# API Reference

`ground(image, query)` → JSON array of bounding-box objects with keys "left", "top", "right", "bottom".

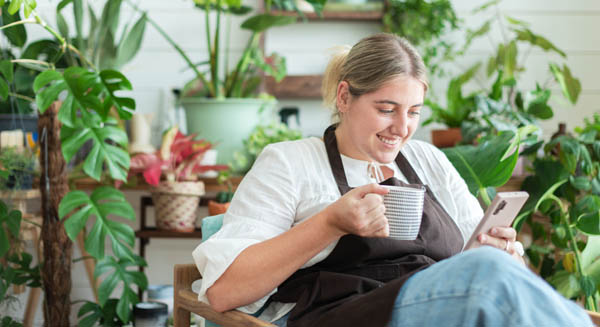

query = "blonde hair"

[{"left": 321, "top": 33, "right": 428, "bottom": 122}]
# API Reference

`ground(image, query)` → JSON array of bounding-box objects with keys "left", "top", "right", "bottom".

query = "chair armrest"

[
  {"left": 586, "top": 310, "right": 600, "bottom": 327},
  {"left": 174, "top": 264, "right": 202, "bottom": 292},
  {"left": 178, "top": 288, "right": 274, "bottom": 327},
  {"left": 173, "top": 263, "right": 275, "bottom": 327}
]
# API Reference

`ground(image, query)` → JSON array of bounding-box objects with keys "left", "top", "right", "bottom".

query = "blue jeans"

[{"left": 274, "top": 247, "right": 592, "bottom": 327}]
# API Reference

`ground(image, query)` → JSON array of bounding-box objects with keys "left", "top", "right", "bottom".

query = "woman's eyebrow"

[{"left": 374, "top": 100, "right": 423, "bottom": 108}]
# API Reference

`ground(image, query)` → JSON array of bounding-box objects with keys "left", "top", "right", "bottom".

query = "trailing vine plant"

[{"left": 0, "top": 0, "right": 147, "bottom": 325}]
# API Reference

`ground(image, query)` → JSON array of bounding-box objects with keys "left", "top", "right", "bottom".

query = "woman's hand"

[
  {"left": 324, "top": 183, "right": 390, "bottom": 238},
  {"left": 478, "top": 227, "right": 525, "bottom": 265}
]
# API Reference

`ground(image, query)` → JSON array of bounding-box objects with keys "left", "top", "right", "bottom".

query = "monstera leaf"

[
  {"left": 0, "top": 200, "right": 21, "bottom": 258},
  {"left": 94, "top": 256, "right": 147, "bottom": 323},
  {"left": 33, "top": 67, "right": 135, "bottom": 126},
  {"left": 61, "top": 113, "right": 129, "bottom": 181},
  {"left": 58, "top": 187, "right": 135, "bottom": 261}
]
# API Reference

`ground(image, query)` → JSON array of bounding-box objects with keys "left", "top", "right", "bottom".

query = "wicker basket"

[{"left": 151, "top": 181, "right": 205, "bottom": 232}]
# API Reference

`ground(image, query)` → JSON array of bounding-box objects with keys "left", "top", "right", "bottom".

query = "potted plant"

[
  {"left": 0, "top": 1, "right": 72, "bottom": 134},
  {"left": 422, "top": 63, "right": 480, "bottom": 148},
  {"left": 208, "top": 170, "right": 235, "bottom": 216},
  {"left": 231, "top": 121, "right": 302, "bottom": 173},
  {"left": 515, "top": 113, "right": 600, "bottom": 312},
  {"left": 126, "top": 0, "right": 324, "bottom": 164},
  {"left": 130, "top": 126, "right": 228, "bottom": 232},
  {"left": 0, "top": 146, "right": 36, "bottom": 190},
  {"left": 0, "top": 199, "right": 41, "bottom": 325},
  {"left": 450, "top": 1, "right": 579, "bottom": 143}
]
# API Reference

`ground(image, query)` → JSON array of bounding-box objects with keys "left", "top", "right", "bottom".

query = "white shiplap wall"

[{"left": 6, "top": 0, "right": 600, "bottom": 325}]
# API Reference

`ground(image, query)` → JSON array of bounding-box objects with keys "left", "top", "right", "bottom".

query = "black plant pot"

[{"left": 5, "top": 171, "right": 34, "bottom": 190}]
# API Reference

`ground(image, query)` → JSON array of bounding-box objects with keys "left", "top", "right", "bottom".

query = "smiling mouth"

[{"left": 377, "top": 134, "right": 399, "bottom": 145}]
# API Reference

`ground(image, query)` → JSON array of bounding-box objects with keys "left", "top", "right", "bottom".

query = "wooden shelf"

[
  {"left": 270, "top": 10, "right": 383, "bottom": 21},
  {"left": 71, "top": 176, "right": 242, "bottom": 193},
  {"left": 265, "top": 75, "right": 322, "bottom": 99}
]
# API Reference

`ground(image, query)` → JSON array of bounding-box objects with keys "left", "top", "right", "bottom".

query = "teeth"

[{"left": 378, "top": 135, "right": 399, "bottom": 145}]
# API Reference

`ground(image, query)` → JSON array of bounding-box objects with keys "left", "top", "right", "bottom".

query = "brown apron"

[{"left": 269, "top": 125, "right": 465, "bottom": 327}]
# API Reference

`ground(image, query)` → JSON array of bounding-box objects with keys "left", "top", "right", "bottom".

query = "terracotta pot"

[
  {"left": 431, "top": 128, "right": 462, "bottom": 148},
  {"left": 151, "top": 181, "right": 205, "bottom": 232},
  {"left": 208, "top": 200, "right": 230, "bottom": 216}
]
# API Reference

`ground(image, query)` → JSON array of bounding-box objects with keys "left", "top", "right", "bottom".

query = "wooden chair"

[
  {"left": 173, "top": 264, "right": 274, "bottom": 327},
  {"left": 173, "top": 263, "right": 600, "bottom": 327}
]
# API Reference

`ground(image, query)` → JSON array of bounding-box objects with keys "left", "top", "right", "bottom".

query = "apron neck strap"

[{"left": 323, "top": 124, "right": 424, "bottom": 195}]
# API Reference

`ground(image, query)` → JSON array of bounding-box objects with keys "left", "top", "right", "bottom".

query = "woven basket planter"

[{"left": 151, "top": 181, "right": 205, "bottom": 232}]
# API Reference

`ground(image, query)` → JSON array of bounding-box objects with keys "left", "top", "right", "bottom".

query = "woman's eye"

[
  {"left": 409, "top": 110, "right": 421, "bottom": 117},
  {"left": 378, "top": 109, "right": 394, "bottom": 114}
]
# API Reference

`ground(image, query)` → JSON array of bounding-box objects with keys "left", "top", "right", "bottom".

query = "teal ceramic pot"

[{"left": 181, "top": 98, "right": 276, "bottom": 164}]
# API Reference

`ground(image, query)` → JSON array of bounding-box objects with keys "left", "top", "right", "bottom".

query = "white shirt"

[{"left": 192, "top": 137, "right": 483, "bottom": 322}]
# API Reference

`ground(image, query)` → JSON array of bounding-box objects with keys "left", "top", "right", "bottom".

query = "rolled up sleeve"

[{"left": 192, "top": 144, "right": 298, "bottom": 313}]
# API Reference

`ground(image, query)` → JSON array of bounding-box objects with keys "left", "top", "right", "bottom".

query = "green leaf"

[
  {"left": 0, "top": 201, "right": 21, "bottom": 258},
  {"left": 73, "top": 0, "right": 84, "bottom": 49},
  {"left": 505, "top": 16, "right": 530, "bottom": 27},
  {"left": 87, "top": 3, "right": 98, "bottom": 49},
  {"left": 577, "top": 211, "right": 600, "bottom": 235},
  {"left": 58, "top": 187, "right": 135, "bottom": 260},
  {"left": 0, "top": 60, "right": 14, "bottom": 84},
  {"left": 570, "top": 176, "right": 591, "bottom": 191},
  {"left": 442, "top": 132, "right": 518, "bottom": 197},
  {"left": 96, "top": 29, "right": 117, "bottom": 71},
  {"left": 56, "top": 11, "right": 70, "bottom": 39},
  {"left": 94, "top": 256, "right": 146, "bottom": 322},
  {"left": 1, "top": 3, "right": 27, "bottom": 47},
  {"left": 57, "top": 0, "right": 73, "bottom": 11},
  {"left": 99, "top": 0, "right": 122, "bottom": 38},
  {"left": 472, "top": 0, "right": 500, "bottom": 13},
  {"left": 61, "top": 114, "right": 129, "bottom": 181},
  {"left": 77, "top": 301, "right": 103, "bottom": 327},
  {"left": 503, "top": 40, "right": 517, "bottom": 82},
  {"left": 513, "top": 28, "right": 566, "bottom": 57},
  {"left": 115, "top": 14, "right": 147, "bottom": 69},
  {"left": 98, "top": 70, "right": 135, "bottom": 120},
  {"left": 548, "top": 270, "right": 580, "bottom": 299},
  {"left": 580, "top": 275, "right": 596, "bottom": 297},
  {"left": 241, "top": 14, "right": 296, "bottom": 32},
  {"left": 526, "top": 87, "right": 553, "bottom": 119},
  {"left": 557, "top": 137, "right": 580, "bottom": 173},
  {"left": 581, "top": 236, "right": 600, "bottom": 270},
  {"left": 500, "top": 125, "right": 538, "bottom": 161},
  {"left": 0, "top": 80, "right": 7, "bottom": 101},
  {"left": 550, "top": 63, "right": 581, "bottom": 105},
  {"left": 33, "top": 70, "right": 66, "bottom": 113}
]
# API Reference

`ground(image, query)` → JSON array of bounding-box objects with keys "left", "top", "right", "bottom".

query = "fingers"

[
  {"left": 362, "top": 193, "right": 384, "bottom": 212},
  {"left": 489, "top": 227, "right": 517, "bottom": 242},
  {"left": 354, "top": 183, "right": 389, "bottom": 198},
  {"left": 478, "top": 233, "right": 508, "bottom": 251}
]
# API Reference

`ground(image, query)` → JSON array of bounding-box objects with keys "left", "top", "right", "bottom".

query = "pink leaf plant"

[{"left": 130, "top": 126, "right": 228, "bottom": 186}]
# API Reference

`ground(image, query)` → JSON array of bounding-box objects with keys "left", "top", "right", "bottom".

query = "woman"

[{"left": 193, "top": 33, "right": 592, "bottom": 326}]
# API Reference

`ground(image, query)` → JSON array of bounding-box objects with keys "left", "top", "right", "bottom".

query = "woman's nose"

[{"left": 391, "top": 114, "right": 409, "bottom": 137}]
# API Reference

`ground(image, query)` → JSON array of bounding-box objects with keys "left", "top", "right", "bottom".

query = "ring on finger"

[{"left": 504, "top": 240, "right": 510, "bottom": 252}]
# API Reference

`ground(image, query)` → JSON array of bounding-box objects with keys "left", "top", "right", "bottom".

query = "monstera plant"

[{"left": 0, "top": 0, "right": 147, "bottom": 325}]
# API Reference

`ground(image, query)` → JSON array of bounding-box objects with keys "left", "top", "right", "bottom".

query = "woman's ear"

[{"left": 336, "top": 81, "right": 350, "bottom": 113}]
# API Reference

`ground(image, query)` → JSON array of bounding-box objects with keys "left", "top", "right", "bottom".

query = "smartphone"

[{"left": 463, "top": 191, "right": 529, "bottom": 251}]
